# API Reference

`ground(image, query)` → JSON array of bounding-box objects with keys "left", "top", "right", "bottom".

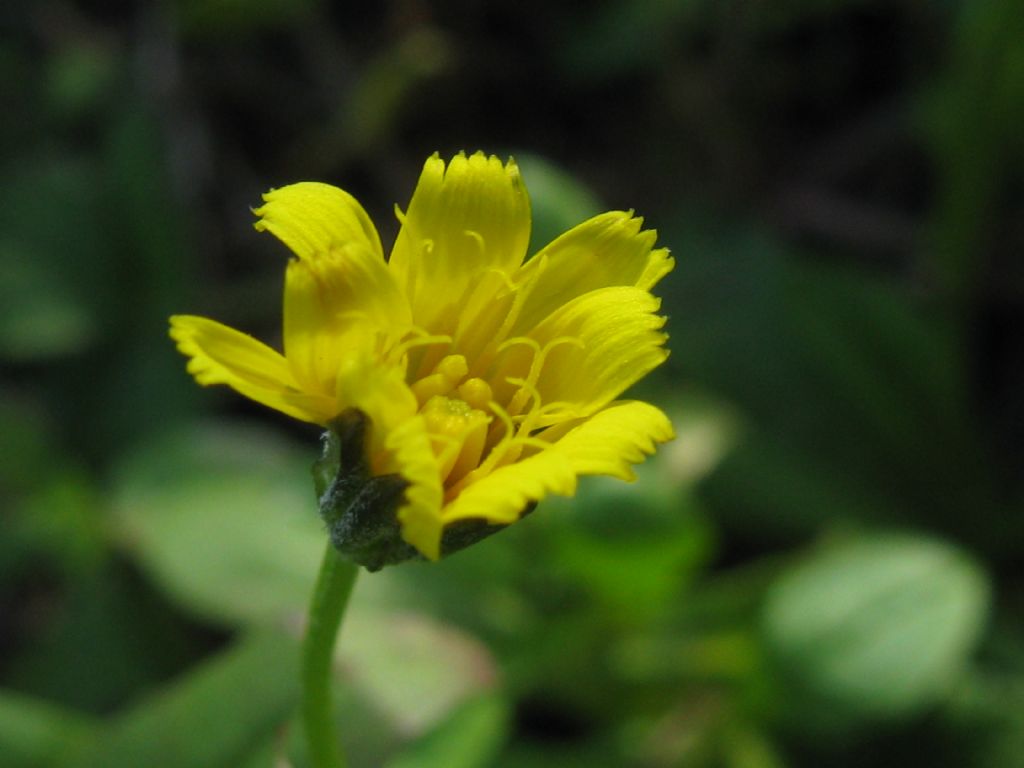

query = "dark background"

[{"left": 2, "top": 1, "right": 1023, "bottom": 766}]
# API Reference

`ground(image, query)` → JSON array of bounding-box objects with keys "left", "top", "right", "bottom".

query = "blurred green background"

[{"left": 2, "top": 0, "right": 1023, "bottom": 766}]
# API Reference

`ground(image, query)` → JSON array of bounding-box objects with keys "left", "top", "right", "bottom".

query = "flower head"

[{"left": 170, "top": 152, "right": 674, "bottom": 563}]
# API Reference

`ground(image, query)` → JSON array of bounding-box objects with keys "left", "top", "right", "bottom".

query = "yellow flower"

[{"left": 170, "top": 152, "right": 674, "bottom": 561}]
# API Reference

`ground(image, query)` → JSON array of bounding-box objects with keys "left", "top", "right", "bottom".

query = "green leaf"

[
  {"left": 718, "top": 721, "right": 786, "bottom": 768},
  {"left": 0, "top": 690, "right": 95, "bottom": 768},
  {"left": 543, "top": 464, "right": 713, "bottom": 621},
  {"left": 58, "top": 631, "right": 299, "bottom": 768},
  {"left": 386, "top": 694, "right": 509, "bottom": 768},
  {"left": 111, "top": 423, "right": 324, "bottom": 627},
  {"left": 762, "top": 533, "right": 991, "bottom": 724},
  {"left": 339, "top": 609, "right": 501, "bottom": 738}
]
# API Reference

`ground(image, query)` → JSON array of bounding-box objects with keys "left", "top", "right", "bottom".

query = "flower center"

[
  {"left": 421, "top": 395, "right": 491, "bottom": 485},
  {"left": 410, "top": 354, "right": 495, "bottom": 485}
]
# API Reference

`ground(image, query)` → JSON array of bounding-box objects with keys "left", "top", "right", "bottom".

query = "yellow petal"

[
  {"left": 168, "top": 315, "right": 335, "bottom": 423},
  {"left": 282, "top": 260, "right": 338, "bottom": 396},
  {"left": 440, "top": 400, "right": 672, "bottom": 526},
  {"left": 253, "top": 182, "right": 383, "bottom": 262},
  {"left": 441, "top": 443, "right": 577, "bottom": 525},
  {"left": 334, "top": 329, "right": 419, "bottom": 440},
  {"left": 511, "top": 211, "right": 673, "bottom": 333},
  {"left": 283, "top": 243, "right": 412, "bottom": 394},
  {"left": 389, "top": 152, "right": 531, "bottom": 330},
  {"left": 333, "top": 331, "right": 445, "bottom": 559},
  {"left": 509, "top": 286, "right": 669, "bottom": 418},
  {"left": 545, "top": 400, "right": 675, "bottom": 480},
  {"left": 389, "top": 415, "right": 446, "bottom": 560}
]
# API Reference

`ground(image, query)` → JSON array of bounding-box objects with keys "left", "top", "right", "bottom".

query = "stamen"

[
  {"left": 411, "top": 354, "right": 469, "bottom": 405},
  {"left": 504, "top": 376, "right": 542, "bottom": 429},
  {"left": 445, "top": 400, "right": 558, "bottom": 501},
  {"left": 436, "top": 354, "right": 469, "bottom": 382},
  {"left": 492, "top": 254, "right": 547, "bottom": 342},
  {"left": 497, "top": 335, "right": 541, "bottom": 356},
  {"left": 537, "top": 400, "right": 574, "bottom": 416},
  {"left": 457, "top": 378, "right": 492, "bottom": 410},
  {"left": 506, "top": 335, "right": 584, "bottom": 417},
  {"left": 392, "top": 331, "right": 452, "bottom": 383},
  {"left": 463, "top": 229, "right": 485, "bottom": 256},
  {"left": 333, "top": 309, "right": 373, "bottom": 326},
  {"left": 500, "top": 379, "right": 576, "bottom": 433},
  {"left": 532, "top": 400, "right": 580, "bottom": 430},
  {"left": 483, "top": 265, "right": 517, "bottom": 295},
  {"left": 392, "top": 330, "right": 452, "bottom": 361},
  {"left": 484, "top": 336, "right": 539, "bottom": 403},
  {"left": 510, "top": 435, "right": 553, "bottom": 452},
  {"left": 487, "top": 399, "right": 516, "bottom": 451},
  {"left": 453, "top": 267, "right": 518, "bottom": 374},
  {"left": 412, "top": 375, "right": 451, "bottom": 405}
]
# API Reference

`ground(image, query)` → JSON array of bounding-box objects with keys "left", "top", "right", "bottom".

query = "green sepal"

[
  {"left": 315, "top": 409, "right": 535, "bottom": 571},
  {"left": 439, "top": 504, "right": 535, "bottom": 557},
  {"left": 315, "top": 409, "right": 415, "bottom": 571}
]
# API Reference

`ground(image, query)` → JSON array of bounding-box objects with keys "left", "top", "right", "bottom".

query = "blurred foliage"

[
  {"left": 762, "top": 534, "right": 989, "bottom": 725},
  {"left": 2, "top": 0, "right": 1023, "bottom": 766}
]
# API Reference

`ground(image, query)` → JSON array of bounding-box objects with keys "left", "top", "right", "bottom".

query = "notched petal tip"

[
  {"left": 556, "top": 401, "right": 675, "bottom": 482},
  {"left": 168, "top": 316, "right": 217, "bottom": 381},
  {"left": 252, "top": 181, "right": 384, "bottom": 263},
  {"left": 512, "top": 209, "right": 672, "bottom": 333},
  {"left": 390, "top": 150, "right": 533, "bottom": 318},
  {"left": 440, "top": 150, "right": 521, "bottom": 183},
  {"left": 420, "top": 152, "right": 447, "bottom": 180},
  {"left": 169, "top": 318, "right": 209, "bottom": 382},
  {"left": 636, "top": 252, "right": 673, "bottom": 293},
  {"left": 168, "top": 313, "right": 188, "bottom": 336}
]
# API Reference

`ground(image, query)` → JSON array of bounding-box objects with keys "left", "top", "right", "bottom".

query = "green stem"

[{"left": 302, "top": 543, "right": 359, "bottom": 768}]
